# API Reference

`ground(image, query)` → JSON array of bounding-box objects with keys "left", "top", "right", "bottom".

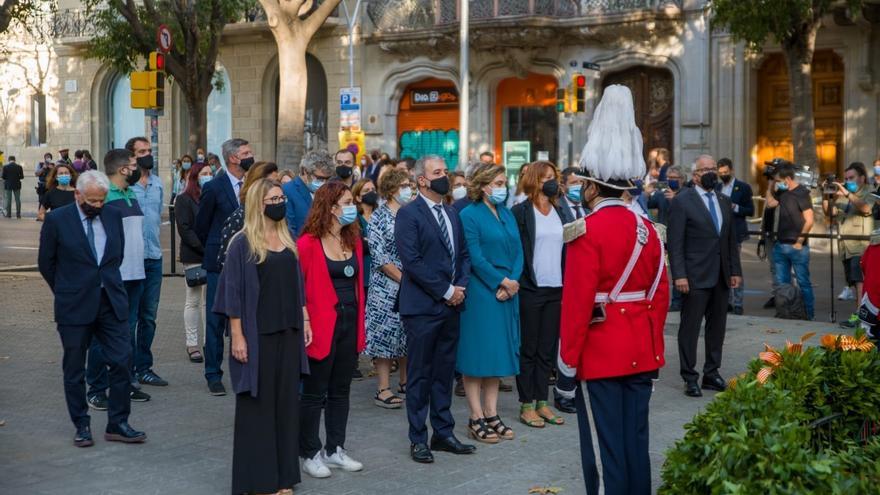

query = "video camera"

[
  {"left": 821, "top": 174, "right": 839, "bottom": 196},
  {"left": 763, "top": 158, "right": 793, "bottom": 179},
  {"left": 764, "top": 157, "right": 819, "bottom": 190}
]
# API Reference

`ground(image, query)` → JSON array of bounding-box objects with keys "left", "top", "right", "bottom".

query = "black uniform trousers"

[
  {"left": 300, "top": 303, "right": 358, "bottom": 459},
  {"left": 57, "top": 290, "right": 132, "bottom": 428},
  {"left": 577, "top": 372, "right": 654, "bottom": 495},
  {"left": 516, "top": 287, "right": 562, "bottom": 403},
  {"left": 233, "top": 328, "right": 301, "bottom": 494},
  {"left": 402, "top": 306, "right": 460, "bottom": 445},
  {"left": 678, "top": 271, "right": 729, "bottom": 382}
]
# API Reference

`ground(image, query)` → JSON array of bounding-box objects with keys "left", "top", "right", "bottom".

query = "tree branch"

[{"left": 304, "top": 0, "right": 341, "bottom": 38}]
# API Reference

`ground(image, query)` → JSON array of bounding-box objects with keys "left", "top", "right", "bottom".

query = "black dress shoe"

[
  {"left": 763, "top": 297, "right": 775, "bottom": 309},
  {"left": 684, "top": 381, "right": 702, "bottom": 397},
  {"left": 410, "top": 443, "right": 434, "bottom": 463},
  {"left": 74, "top": 425, "right": 94, "bottom": 447},
  {"left": 454, "top": 378, "right": 465, "bottom": 397},
  {"left": 733, "top": 306, "right": 744, "bottom": 316},
  {"left": 554, "top": 396, "right": 577, "bottom": 414},
  {"left": 105, "top": 422, "right": 147, "bottom": 443},
  {"left": 430, "top": 435, "right": 476, "bottom": 455},
  {"left": 702, "top": 375, "right": 727, "bottom": 392}
]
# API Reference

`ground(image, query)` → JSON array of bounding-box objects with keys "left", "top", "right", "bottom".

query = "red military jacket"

[
  {"left": 560, "top": 199, "right": 669, "bottom": 380},
  {"left": 860, "top": 240, "right": 880, "bottom": 312}
]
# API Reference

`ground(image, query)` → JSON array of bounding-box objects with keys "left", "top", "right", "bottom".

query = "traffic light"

[
  {"left": 131, "top": 51, "right": 165, "bottom": 109},
  {"left": 556, "top": 87, "right": 570, "bottom": 113},
  {"left": 572, "top": 73, "right": 586, "bottom": 112}
]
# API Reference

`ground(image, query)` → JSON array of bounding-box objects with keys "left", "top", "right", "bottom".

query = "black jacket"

[
  {"left": 717, "top": 178, "right": 754, "bottom": 243},
  {"left": 174, "top": 193, "right": 204, "bottom": 264},
  {"left": 511, "top": 199, "right": 575, "bottom": 292},
  {"left": 668, "top": 187, "right": 742, "bottom": 290},
  {"left": 2, "top": 162, "right": 24, "bottom": 190}
]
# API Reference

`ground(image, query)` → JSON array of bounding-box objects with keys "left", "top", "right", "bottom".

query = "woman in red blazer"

[{"left": 297, "top": 180, "right": 366, "bottom": 479}]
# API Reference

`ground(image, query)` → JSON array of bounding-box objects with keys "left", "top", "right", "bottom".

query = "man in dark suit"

[
  {"left": 282, "top": 151, "right": 334, "bottom": 237},
  {"left": 38, "top": 170, "right": 146, "bottom": 447},
  {"left": 395, "top": 154, "right": 475, "bottom": 464},
  {"left": 717, "top": 158, "right": 754, "bottom": 315},
  {"left": 195, "top": 137, "right": 253, "bottom": 396},
  {"left": 668, "top": 155, "right": 742, "bottom": 397},
  {"left": 2, "top": 156, "right": 24, "bottom": 218}
]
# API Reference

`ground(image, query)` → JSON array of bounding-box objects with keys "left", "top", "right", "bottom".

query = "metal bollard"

[{"left": 169, "top": 203, "right": 177, "bottom": 275}]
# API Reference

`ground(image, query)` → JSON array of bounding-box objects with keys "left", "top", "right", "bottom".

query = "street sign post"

[{"left": 340, "top": 87, "right": 361, "bottom": 130}]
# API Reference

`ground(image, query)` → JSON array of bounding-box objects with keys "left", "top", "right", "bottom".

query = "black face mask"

[
  {"left": 361, "top": 191, "right": 379, "bottom": 207},
  {"left": 428, "top": 175, "right": 450, "bottom": 195},
  {"left": 80, "top": 201, "right": 102, "bottom": 219},
  {"left": 336, "top": 165, "right": 353, "bottom": 179},
  {"left": 239, "top": 157, "right": 255, "bottom": 171},
  {"left": 136, "top": 155, "right": 154, "bottom": 170},
  {"left": 700, "top": 172, "right": 718, "bottom": 191},
  {"left": 541, "top": 179, "right": 559, "bottom": 198},
  {"left": 125, "top": 167, "right": 142, "bottom": 186},
  {"left": 719, "top": 174, "right": 732, "bottom": 184},
  {"left": 264, "top": 202, "right": 286, "bottom": 222}
]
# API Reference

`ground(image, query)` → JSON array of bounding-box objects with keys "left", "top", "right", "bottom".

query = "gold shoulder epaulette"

[{"left": 563, "top": 218, "right": 586, "bottom": 243}]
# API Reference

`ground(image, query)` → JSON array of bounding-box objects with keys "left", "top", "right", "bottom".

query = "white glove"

[{"left": 557, "top": 349, "right": 576, "bottom": 379}]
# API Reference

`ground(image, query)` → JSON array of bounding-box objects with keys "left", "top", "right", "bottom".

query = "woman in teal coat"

[{"left": 457, "top": 163, "right": 524, "bottom": 445}]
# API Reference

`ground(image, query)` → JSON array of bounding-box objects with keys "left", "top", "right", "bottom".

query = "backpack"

[{"left": 773, "top": 283, "right": 808, "bottom": 320}]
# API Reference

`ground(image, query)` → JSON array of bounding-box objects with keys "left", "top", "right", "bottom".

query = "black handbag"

[{"left": 184, "top": 265, "right": 207, "bottom": 287}]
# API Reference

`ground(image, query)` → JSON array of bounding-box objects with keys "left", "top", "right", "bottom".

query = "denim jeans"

[
  {"left": 772, "top": 243, "right": 814, "bottom": 319},
  {"left": 88, "top": 279, "right": 143, "bottom": 398},
  {"left": 135, "top": 258, "right": 163, "bottom": 373},
  {"left": 204, "top": 270, "right": 226, "bottom": 384}
]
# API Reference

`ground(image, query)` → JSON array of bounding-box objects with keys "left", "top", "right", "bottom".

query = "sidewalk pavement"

[{"left": 0, "top": 271, "right": 845, "bottom": 494}]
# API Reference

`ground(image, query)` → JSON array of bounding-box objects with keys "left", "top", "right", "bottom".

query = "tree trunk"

[
  {"left": 783, "top": 26, "right": 819, "bottom": 171},
  {"left": 184, "top": 90, "right": 209, "bottom": 157},
  {"left": 275, "top": 37, "right": 309, "bottom": 172}
]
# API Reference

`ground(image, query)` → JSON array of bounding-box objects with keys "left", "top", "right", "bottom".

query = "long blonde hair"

[{"left": 241, "top": 178, "right": 297, "bottom": 264}]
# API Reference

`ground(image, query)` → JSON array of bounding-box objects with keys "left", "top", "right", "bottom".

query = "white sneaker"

[
  {"left": 322, "top": 446, "right": 363, "bottom": 472},
  {"left": 302, "top": 453, "right": 331, "bottom": 478},
  {"left": 838, "top": 287, "right": 854, "bottom": 301}
]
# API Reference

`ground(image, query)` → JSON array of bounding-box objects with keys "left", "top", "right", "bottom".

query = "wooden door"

[{"left": 602, "top": 67, "right": 675, "bottom": 163}]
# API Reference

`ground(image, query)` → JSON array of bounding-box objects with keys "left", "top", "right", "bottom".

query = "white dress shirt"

[
  {"left": 419, "top": 193, "right": 456, "bottom": 300},
  {"left": 720, "top": 179, "right": 740, "bottom": 213},
  {"left": 697, "top": 187, "right": 724, "bottom": 231},
  {"left": 226, "top": 169, "right": 244, "bottom": 204},
  {"left": 77, "top": 203, "right": 107, "bottom": 265},
  {"left": 566, "top": 198, "right": 585, "bottom": 219}
]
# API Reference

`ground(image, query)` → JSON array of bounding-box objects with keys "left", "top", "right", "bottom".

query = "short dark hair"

[
  {"left": 104, "top": 148, "right": 134, "bottom": 176},
  {"left": 591, "top": 181, "right": 625, "bottom": 199},
  {"left": 561, "top": 167, "right": 582, "bottom": 182},
  {"left": 125, "top": 137, "right": 149, "bottom": 152},
  {"left": 717, "top": 158, "right": 733, "bottom": 169},
  {"left": 775, "top": 165, "right": 796, "bottom": 180},
  {"left": 8, "top": 155, "right": 15, "bottom": 162},
  {"left": 846, "top": 162, "right": 867, "bottom": 178},
  {"left": 480, "top": 151, "right": 494, "bottom": 159},
  {"left": 74, "top": 150, "right": 84, "bottom": 159},
  {"left": 334, "top": 149, "right": 355, "bottom": 161}
]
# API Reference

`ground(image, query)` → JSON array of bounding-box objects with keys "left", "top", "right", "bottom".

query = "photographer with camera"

[
  {"left": 765, "top": 164, "right": 815, "bottom": 320},
  {"left": 822, "top": 162, "right": 875, "bottom": 327}
]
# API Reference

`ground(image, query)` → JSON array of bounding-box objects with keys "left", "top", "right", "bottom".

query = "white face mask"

[
  {"left": 396, "top": 186, "right": 413, "bottom": 205},
  {"left": 452, "top": 185, "right": 467, "bottom": 200}
]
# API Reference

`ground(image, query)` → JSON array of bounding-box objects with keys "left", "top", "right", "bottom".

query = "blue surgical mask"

[
  {"left": 310, "top": 179, "right": 325, "bottom": 192},
  {"left": 337, "top": 204, "right": 358, "bottom": 226},
  {"left": 566, "top": 184, "right": 582, "bottom": 203},
  {"left": 57, "top": 175, "right": 71, "bottom": 186},
  {"left": 396, "top": 187, "right": 413, "bottom": 205},
  {"left": 488, "top": 187, "right": 507, "bottom": 205},
  {"left": 198, "top": 175, "right": 212, "bottom": 188},
  {"left": 874, "top": 166, "right": 880, "bottom": 176},
  {"left": 776, "top": 181, "right": 789, "bottom": 191},
  {"left": 668, "top": 179, "right": 680, "bottom": 191},
  {"left": 845, "top": 181, "right": 859, "bottom": 193},
  {"left": 182, "top": 161, "right": 192, "bottom": 170}
]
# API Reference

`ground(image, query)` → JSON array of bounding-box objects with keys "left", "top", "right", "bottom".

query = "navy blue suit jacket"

[
  {"left": 196, "top": 170, "right": 239, "bottom": 273},
  {"left": 282, "top": 176, "right": 312, "bottom": 237},
  {"left": 395, "top": 195, "right": 471, "bottom": 316},
  {"left": 719, "top": 179, "right": 754, "bottom": 243},
  {"left": 38, "top": 203, "right": 128, "bottom": 325}
]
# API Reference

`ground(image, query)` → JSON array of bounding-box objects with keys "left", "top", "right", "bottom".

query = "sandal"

[
  {"left": 536, "top": 400, "right": 565, "bottom": 425},
  {"left": 485, "top": 415, "right": 515, "bottom": 440},
  {"left": 187, "top": 347, "right": 204, "bottom": 363},
  {"left": 397, "top": 382, "right": 407, "bottom": 396},
  {"left": 374, "top": 388, "right": 403, "bottom": 409},
  {"left": 467, "top": 417, "right": 500, "bottom": 444},
  {"left": 519, "top": 403, "right": 545, "bottom": 428}
]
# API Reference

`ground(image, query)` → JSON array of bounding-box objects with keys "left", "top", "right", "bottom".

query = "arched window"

[
  {"left": 110, "top": 74, "right": 146, "bottom": 149},
  {"left": 207, "top": 66, "right": 232, "bottom": 156}
]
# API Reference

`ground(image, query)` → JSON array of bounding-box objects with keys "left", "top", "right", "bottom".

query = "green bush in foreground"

[{"left": 660, "top": 332, "right": 880, "bottom": 494}]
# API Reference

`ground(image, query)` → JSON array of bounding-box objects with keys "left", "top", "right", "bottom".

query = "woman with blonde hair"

[
  {"left": 216, "top": 161, "right": 279, "bottom": 269},
  {"left": 214, "top": 178, "right": 312, "bottom": 495}
]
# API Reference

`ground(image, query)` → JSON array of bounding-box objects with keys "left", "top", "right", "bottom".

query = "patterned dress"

[{"left": 365, "top": 203, "right": 407, "bottom": 358}]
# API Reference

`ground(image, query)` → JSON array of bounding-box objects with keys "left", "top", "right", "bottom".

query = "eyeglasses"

[
  {"left": 696, "top": 167, "right": 717, "bottom": 174},
  {"left": 263, "top": 195, "right": 287, "bottom": 205}
]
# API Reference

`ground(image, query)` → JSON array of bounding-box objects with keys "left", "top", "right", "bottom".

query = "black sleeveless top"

[
  {"left": 325, "top": 253, "right": 358, "bottom": 305},
  {"left": 256, "top": 249, "right": 302, "bottom": 334}
]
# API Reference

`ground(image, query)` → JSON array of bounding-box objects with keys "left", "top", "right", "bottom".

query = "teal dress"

[{"left": 456, "top": 201, "right": 524, "bottom": 377}]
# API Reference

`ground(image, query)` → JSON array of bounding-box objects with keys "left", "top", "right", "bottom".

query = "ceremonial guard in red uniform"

[
  {"left": 858, "top": 231, "right": 880, "bottom": 340},
  {"left": 556, "top": 85, "right": 669, "bottom": 495}
]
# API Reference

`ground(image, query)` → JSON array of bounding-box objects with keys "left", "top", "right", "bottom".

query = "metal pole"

[
  {"left": 342, "top": 0, "right": 363, "bottom": 91},
  {"left": 458, "top": 0, "right": 469, "bottom": 170},
  {"left": 169, "top": 204, "right": 177, "bottom": 275}
]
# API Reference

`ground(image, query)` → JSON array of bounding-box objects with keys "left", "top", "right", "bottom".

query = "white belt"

[{"left": 595, "top": 291, "right": 647, "bottom": 303}]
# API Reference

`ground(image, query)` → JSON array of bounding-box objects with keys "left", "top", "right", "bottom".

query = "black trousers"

[
  {"left": 300, "top": 303, "right": 358, "bottom": 459},
  {"left": 678, "top": 273, "right": 729, "bottom": 382},
  {"left": 402, "top": 306, "right": 460, "bottom": 445},
  {"left": 580, "top": 373, "right": 654, "bottom": 495},
  {"left": 517, "top": 287, "right": 562, "bottom": 403},
  {"left": 233, "top": 329, "right": 301, "bottom": 494},
  {"left": 57, "top": 290, "right": 131, "bottom": 428}
]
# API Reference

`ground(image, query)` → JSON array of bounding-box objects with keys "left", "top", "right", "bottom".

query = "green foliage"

[{"left": 660, "top": 340, "right": 880, "bottom": 494}]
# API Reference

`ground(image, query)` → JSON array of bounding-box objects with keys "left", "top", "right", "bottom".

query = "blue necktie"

[
  {"left": 87, "top": 218, "right": 98, "bottom": 262},
  {"left": 705, "top": 192, "right": 720, "bottom": 234}
]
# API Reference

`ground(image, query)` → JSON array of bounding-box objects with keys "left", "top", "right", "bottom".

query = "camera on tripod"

[{"left": 821, "top": 174, "right": 839, "bottom": 196}]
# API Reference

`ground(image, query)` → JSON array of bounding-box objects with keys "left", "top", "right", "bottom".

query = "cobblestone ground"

[{"left": 0, "top": 266, "right": 841, "bottom": 495}]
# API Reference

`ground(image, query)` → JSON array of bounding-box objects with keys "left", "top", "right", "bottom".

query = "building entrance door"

[{"left": 602, "top": 67, "right": 674, "bottom": 164}]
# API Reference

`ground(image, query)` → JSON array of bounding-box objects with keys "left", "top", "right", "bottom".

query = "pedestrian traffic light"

[
  {"left": 556, "top": 87, "right": 570, "bottom": 113},
  {"left": 572, "top": 73, "right": 586, "bottom": 112},
  {"left": 131, "top": 51, "right": 165, "bottom": 109}
]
